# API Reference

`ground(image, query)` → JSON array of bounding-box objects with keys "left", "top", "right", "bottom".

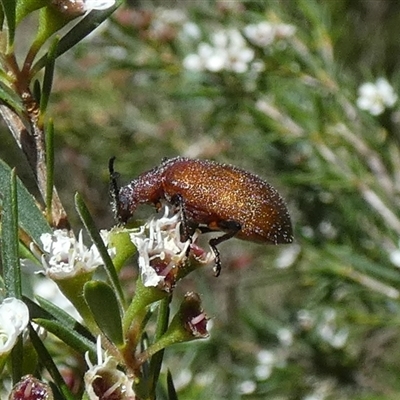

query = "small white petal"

[
  {"left": 257, "top": 349, "right": 275, "bottom": 365},
  {"left": 390, "top": 249, "right": 400, "bottom": 267},
  {"left": 205, "top": 53, "right": 227, "bottom": 72},
  {"left": 255, "top": 364, "right": 273, "bottom": 380},
  {"left": 0, "top": 298, "right": 29, "bottom": 335},
  {"left": 181, "top": 22, "right": 201, "bottom": 40},
  {"left": 238, "top": 380, "right": 256, "bottom": 394},
  {"left": 357, "top": 78, "right": 397, "bottom": 115},
  {"left": 183, "top": 54, "right": 203, "bottom": 71},
  {"left": 84, "top": 0, "right": 115, "bottom": 10},
  {"left": 0, "top": 314, "right": 18, "bottom": 354}
]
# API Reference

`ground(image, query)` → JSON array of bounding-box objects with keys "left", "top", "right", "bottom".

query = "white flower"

[
  {"left": 357, "top": 78, "right": 398, "bottom": 116},
  {"left": 277, "top": 327, "right": 293, "bottom": 347},
  {"left": 0, "top": 298, "right": 29, "bottom": 355},
  {"left": 130, "top": 207, "right": 189, "bottom": 289},
  {"left": 297, "top": 309, "right": 315, "bottom": 330},
  {"left": 257, "top": 349, "right": 275, "bottom": 365},
  {"left": 50, "top": 0, "right": 114, "bottom": 20},
  {"left": 275, "top": 244, "right": 300, "bottom": 268},
  {"left": 183, "top": 28, "right": 254, "bottom": 73},
  {"left": 244, "top": 21, "right": 296, "bottom": 47},
  {"left": 390, "top": 247, "right": 400, "bottom": 268},
  {"left": 0, "top": 314, "right": 18, "bottom": 355},
  {"left": 130, "top": 206, "right": 214, "bottom": 291},
  {"left": 274, "top": 23, "right": 297, "bottom": 39},
  {"left": 244, "top": 22, "right": 275, "bottom": 47},
  {"left": 255, "top": 364, "right": 273, "bottom": 380},
  {"left": 180, "top": 22, "right": 201, "bottom": 41},
  {"left": 389, "top": 240, "right": 400, "bottom": 268},
  {"left": 31, "top": 230, "right": 107, "bottom": 280},
  {"left": 85, "top": 337, "right": 136, "bottom": 400},
  {"left": 83, "top": 0, "right": 115, "bottom": 11},
  {"left": 238, "top": 380, "right": 256, "bottom": 395},
  {"left": 154, "top": 8, "right": 186, "bottom": 25},
  {"left": 255, "top": 349, "right": 276, "bottom": 380},
  {"left": 317, "top": 308, "right": 349, "bottom": 349}
]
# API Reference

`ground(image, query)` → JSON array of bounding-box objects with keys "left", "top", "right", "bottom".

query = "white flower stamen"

[
  {"left": 23, "top": 229, "right": 114, "bottom": 280},
  {"left": 84, "top": 336, "right": 135, "bottom": 400}
]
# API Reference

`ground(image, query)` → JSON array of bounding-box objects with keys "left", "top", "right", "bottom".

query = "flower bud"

[{"left": 8, "top": 375, "right": 53, "bottom": 400}]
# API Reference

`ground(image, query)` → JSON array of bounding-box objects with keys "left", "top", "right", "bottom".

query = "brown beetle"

[{"left": 109, "top": 157, "right": 293, "bottom": 276}]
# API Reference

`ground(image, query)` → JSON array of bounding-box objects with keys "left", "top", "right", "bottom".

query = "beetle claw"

[{"left": 212, "top": 246, "right": 222, "bottom": 277}]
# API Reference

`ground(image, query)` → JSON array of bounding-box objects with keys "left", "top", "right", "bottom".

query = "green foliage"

[{"left": 2, "top": 0, "right": 400, "bottom": 399}]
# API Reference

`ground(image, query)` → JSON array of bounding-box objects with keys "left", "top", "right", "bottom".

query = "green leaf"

[
  {"left": 149, "top": 296, "right": 171, "bottom": 396},
  {"left": 45, "top": 118, "right": 54, "bottom": 218},
  {"left": 34, "top": 295, "right": 94, "bottom": 340},
  {"left": 0, "top": 159, "right": 51, "bottom": 246},
  {"left": 75, "top": 192, "right": 125, "bottom": 309},
  {"left": 1, "top": 168, "right": 21, "bottom": 298},
  {"left": 25, "top": 295, "right": 97, "bottom": 359},
  {"left": 34, "top": 318, "right": 97, "bottom": 358},
  {"left": 40, "top": 36, "right": 59, "bottom": 114},
  {"left": 167, "top": 370, "right": 178, "bottom": 400},
  {"left": 10, "top": 336, "right": 23, "bottom": 384},
  {"left": 31, "top": 2, "right": 122, "bottom": 76},
  {"left": 29, "top": 324, "right": 75, "bottom": 400},
  {"left": 84, "top": 280, "right": 124, "bottom": 346},
  {"left": 0, "top": 0, "right": 16, "bottom": 47},
  {"left": 15, "top": 0, "right": 50, "bottom": 25},
  {"left": 0, "top": 80, "right": 25, "bottom": 115}
]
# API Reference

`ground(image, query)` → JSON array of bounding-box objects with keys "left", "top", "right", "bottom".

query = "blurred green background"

[{"left": 3, "top": 0, "right": 400, "bottom": 398}]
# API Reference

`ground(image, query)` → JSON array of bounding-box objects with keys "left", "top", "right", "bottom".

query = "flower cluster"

[
  {"left": 298, "top": 308, "right": 349, "bottom": 349},
  {"left": 30, "top": 229, "right": 112, "bottom": 280},
  {"left": 183, "top": 28, "right": 255, "bottom": 73},
  {"left": 0, "top": 298, "right": 29, "bottom": 355},
  {"left": 356, "top": 77, "right": 398, "bottom": 116},
  {"left": 130, "top": 205, "right": 214, "bottom": 292},
  {"left": 244, "top": 21, "right": 296, "bottom": 47},
  {"left": 182, "top": 19, "right": 296, "bottom": 74},
  {"left": 51, "top": 0, "right": 115, "bottom": 18}
]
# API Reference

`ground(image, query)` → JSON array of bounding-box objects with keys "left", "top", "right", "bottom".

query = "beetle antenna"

[{"left": 109, "top": 156, "right": 121, "bottom": 222}]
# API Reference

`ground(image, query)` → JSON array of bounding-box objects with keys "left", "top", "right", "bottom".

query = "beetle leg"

[
  {"left": 172, "top": 194, "right": 193, "bottom": 242},
  {"left": 209, "top": 220, "right": 241, "bottom": 277}
]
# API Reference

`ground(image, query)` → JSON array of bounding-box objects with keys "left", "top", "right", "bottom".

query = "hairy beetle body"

[{"left": 110, "top": 157, "right": 293, "bottom": 275}]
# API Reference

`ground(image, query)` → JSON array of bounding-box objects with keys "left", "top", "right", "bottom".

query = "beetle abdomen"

[{"left": 161, "top": 158, "right": 293, "bottom": 244}]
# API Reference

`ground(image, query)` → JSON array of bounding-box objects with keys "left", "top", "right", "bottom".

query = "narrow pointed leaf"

[
  {"left": 29, "top": 324, "right": 75, "bottom": 400},
  {"left": 31, "top": 2, "right": 122, "bottom": 75},
  {"left": 0, "top": 159, "right": 51, "bottom": 245},
  {"left": 149, "top": 296, "right": 171, "bottom": 396},
  {"left": 45, "top": 118, "right": 55, "bottom": 219},
  {"left": 75, "top": 192, "right": 125, "bottom": 308},
  {"left": 40, "top": 37, "right": 59, "bottom": 114},
  {"left": 84, "top": 280, "right": 124, "bottom": 346},
  {"left": 0, "top": 0, "right": 16, "bottom": 47},
  {"left": 167, "top": 370, "right": 178, "bottom": 400},
  {"left": 34, "top": 295, "right": 94, "bottom": 340},
  {"left": 34, "top": 318, "right": 97, "bottom": 357},
  {"left": 1, "top": 168, "right": 21, "bottom": 298},
  {"left": 0, "top": 80, "right": 24, "bottom": 114}
]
